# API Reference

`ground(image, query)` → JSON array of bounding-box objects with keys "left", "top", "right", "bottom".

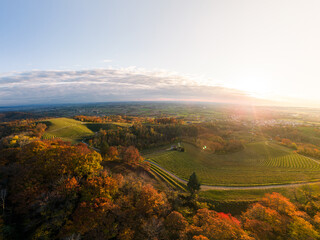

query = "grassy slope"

[
  {"left": 42, "top": 118, "right": 94, "bottom": 143},
  {"left": 145, "top": 142, "right": 320, "bottom": 186},
  {"left": 42, "top": 118, "right": 132, "bottom": 143}
]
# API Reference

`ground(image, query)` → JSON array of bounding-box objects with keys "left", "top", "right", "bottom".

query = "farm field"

[
  {"left": 42, "top": 118, "right": 94, "bottom": 143},
  {"left": 145, "top": 142, "right": 320, "bottom": 186}
]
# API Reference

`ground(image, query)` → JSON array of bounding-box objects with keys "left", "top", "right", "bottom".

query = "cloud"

[{"left": 0, "top": 68, "right": 270, "bottom": 106}]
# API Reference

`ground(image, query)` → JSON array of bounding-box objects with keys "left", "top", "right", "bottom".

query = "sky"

[{"left": 1, "top": 0, "right": 320, "bottom": 107}]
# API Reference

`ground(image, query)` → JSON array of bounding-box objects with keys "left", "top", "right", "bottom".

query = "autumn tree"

[
  {"left": 32, "top": 123, "right": 47, "bottom": 137},
  {"left": 121, "top": 146, "right": 144, "bottom": 166},
  {"left": 62, "top": 171, "right": 119, "bottom": 238},
  {"left": 165, "top": 211, "right": 188, "bottom": 239},
  {"left": 242, "top": 192, "right": 319, "bottom": 240},
  {"left": 136, "top": 184, "right": 167, "bottom": 216},
  {"left": 193, "top": 235, "right": 209, "bottom": 240},
  {"left": 190, "top": 208, "right": 253, "bottom": 240},
  {"left": 9, "top": 140, "right": 103, "bottom": 213},
  {"left": 107, "top": 146, "right": 119, "bottom": 161}
]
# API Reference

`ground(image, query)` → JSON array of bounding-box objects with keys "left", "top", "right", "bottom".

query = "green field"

[
  {"left": 145, "top": 142, "right": 320, "bottom": 186},
  {"left": 42, "top": 118, "right": 94, "bottom": 143}
]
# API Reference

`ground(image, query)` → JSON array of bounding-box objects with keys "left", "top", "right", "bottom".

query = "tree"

[
  {"left": 165, "top": 211, "right": 188, "bottom": 239},
  {"left": 100, "top": 141, "right": 109, "bottom": 158},
  {"left": 191, "top": 208, "right": 253, "bottom": 240},
  {"left": 242, "top": 192, "right": 319, "bottom": 240},
  {"left": 122, "top": 146, "right": 143, "bottom": 166},
  {"left": 187, "top": 172, "right": 201, "bottom": 196},
  {"left": 107, "top": 146, "right": 119, "bottom": 161},
  {"left": 136, "top": 184, "right": 167, "bottom": 216},
  {"left": 32, "top": 123, "right": 47, "bottom": 137},
  {"left": 193, "top": 235, "right": 209, "bottom": 240}
]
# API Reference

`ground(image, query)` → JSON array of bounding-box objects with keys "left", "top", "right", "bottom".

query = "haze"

[{"left": 1, "top": 0, "right": 320, "bottom": 107}]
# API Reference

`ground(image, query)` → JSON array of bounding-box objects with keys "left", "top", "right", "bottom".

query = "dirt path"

[{"left": 145, "top": 160, "right": 320, "bottom": 191}]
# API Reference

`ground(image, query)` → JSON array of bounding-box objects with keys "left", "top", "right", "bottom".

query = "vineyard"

[
  {"left": 149, "top": 163, "right": 187, "bottom": 192},
  {"left": 42, "top": 132, "right": 59, "bottom": 140},
  {"left": 265, "top": 154, "right": 320, "bottom": 169},
  {"left": 145, "top": 142, "right": 320, "bottom": 186}
]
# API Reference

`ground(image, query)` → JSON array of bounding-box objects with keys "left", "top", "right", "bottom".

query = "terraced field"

[
  {"left": 145, "top": 142, "right": 320, "bottom": 186},
  {"left": 42, "top": 118, "right": 94, "bottom": 143}
]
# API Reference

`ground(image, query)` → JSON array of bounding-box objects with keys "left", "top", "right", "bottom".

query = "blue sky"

[
  {"left": 1, "top": 0, "right": 320, "bottom": 106},
  {"left": 1, "top": 0, "right": 200, "bottom": 72}
]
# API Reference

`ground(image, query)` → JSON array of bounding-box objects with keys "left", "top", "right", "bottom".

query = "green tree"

[
  {"left": 187, "top": 172, "right": 201, "bottom": 196},
  {"left": 100, "top": 141, "right": 109, "bottom": 158}
]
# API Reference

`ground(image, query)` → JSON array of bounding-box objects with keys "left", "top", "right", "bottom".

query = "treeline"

[
  {"left": 195, "top": 133, "right": 244, "bottom": 153},
  {"left": 278, "top": 137, "right": 320, "bottom": 159},
  {"left": 261, "top": 125, "right": 320, "bottom": 159},
  {"left": 263, "top": 125, "right": 320, "bottom": 146},
  {"left": 90, "top": 123, "right": 198, "bottom": 150},
  {"left": 0, "top": 112, "right": 38, "bottom": 122},
  {"left": 0, "top": 119, "right": 36, "bottom": 139},
  {"left": 74, "top": 115, "right": 144, "bottom": 123},
  {"left": 154, "top": 117, "right": 183, "bottom": 124},
  {"left": 74, "top": 115, "right": 183, "bottom": 125},
  {"left": 0, "top": 120, "right": 47, "bottom": 146},
  {"left": 191, "top": 122, "right": 246, "bottom": 153},
  {"left": 1, "top": 139, "right": 320, "bottom": 239},
  {"left": 91, "top": 120, "right": 246, "bottom": 153}
]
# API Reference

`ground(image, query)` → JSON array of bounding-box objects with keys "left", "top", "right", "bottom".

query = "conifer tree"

[{"left": 187, "top": 172, "right": 201, "bottom": 196}]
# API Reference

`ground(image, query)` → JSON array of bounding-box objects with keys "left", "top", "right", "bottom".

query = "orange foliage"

[
  {"left": 121, "top": 146, "right": 144, "bottom": 166},
  {"left": 193, "top": 235, "right": 209, "bottom": 240},
  {"left": 81, "top": 171, "right": 119, "bottom": 207},
  {"left": 242, "top": 203, "right": 285, "bottom": 239},
  {"left": 260, "top": 192, "right": 296, "bottom": 216},
  {"left": 242, "top": 192, "right": 319, "bottom": 240},
  {"left": 107, "top": 146, "right": 119, "bottom": 161},
  {"left": 136, "top": 184, "right": 167, "bottom": 216},
  {"left": 191, "top": 208, "right": 253, "bottom": 240},
  {"left": 165, "top": 211, "right": 188, "bottom": 239},
  {"left": 9, "top": 140, "right": 103, "bottom": 213}
]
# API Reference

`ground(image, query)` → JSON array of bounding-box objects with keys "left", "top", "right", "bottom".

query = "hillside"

[
  {"left": 145, "top": 141, "right": 320, "bottom": 186},
  {"left": 42, "top": 118, "right": 94, "bottom": 143}
]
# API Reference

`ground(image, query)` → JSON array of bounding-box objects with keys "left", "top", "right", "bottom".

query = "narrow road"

[
  {"left": 82, "top": 140, "right": 101, "bottom": 152},
  {"left": 145, "top": 160, "right": 320, "bottom": 190}
]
